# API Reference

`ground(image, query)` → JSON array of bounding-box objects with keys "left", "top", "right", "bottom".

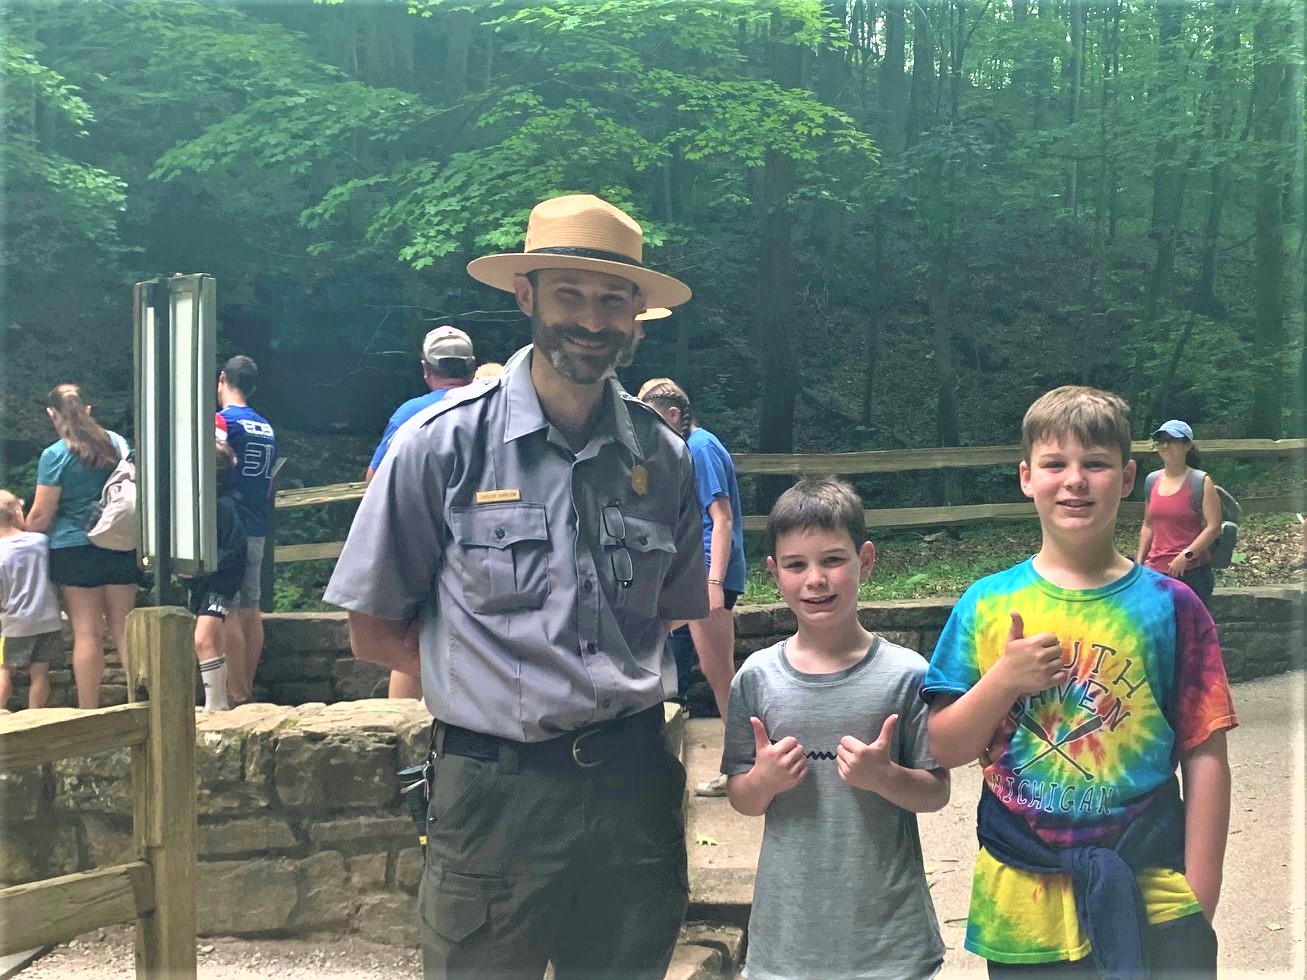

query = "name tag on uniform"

[{"left": 475, "top": 488, "right": 522, "bottom": 504}]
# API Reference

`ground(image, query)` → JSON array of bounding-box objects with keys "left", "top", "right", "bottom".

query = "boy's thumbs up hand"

[
  {"left": 999, "top": 610, "right": 1068, "bottom": 697},
  {"left": 1008, "top": 610, "right": 1026, "bottom": 641},
  {"left": 748, "top": 716, "right": 807, "bottom": 795},
  {"left": 837, "top": 714, "right": 899, "bottom": 792}
]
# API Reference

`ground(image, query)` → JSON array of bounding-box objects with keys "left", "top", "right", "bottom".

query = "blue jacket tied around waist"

[{"left": 976, "top": 776, "right": 1186, "bottom": 980}]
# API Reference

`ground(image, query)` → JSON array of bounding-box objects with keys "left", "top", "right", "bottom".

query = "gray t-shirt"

[
  {"left": 722, "top": 637, "right": 945, "bottom": 980},
  {"left": 0, "top": 532, "right": 62, "bottom": 637}
]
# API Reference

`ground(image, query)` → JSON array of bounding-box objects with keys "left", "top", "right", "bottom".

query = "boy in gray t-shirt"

[{"left": 722, "top": 479, "right": 948, "bottom": 980}]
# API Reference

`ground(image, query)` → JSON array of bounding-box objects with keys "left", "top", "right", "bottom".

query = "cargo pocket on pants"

[{"left": 425, "top": 871, "right": 498, "bottom": 944}]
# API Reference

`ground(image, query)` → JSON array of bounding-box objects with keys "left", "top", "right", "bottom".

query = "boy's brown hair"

[
  {"left": 638, "top": 378, "right": 694, "bottom": 437},
  {"left": 0, "top": 490, "right": 23, "bottom": 528},
  {"left": 1021, "top": 385, "right": 1133, "bottom": 465},
  {"left": 767, "top": 478, "right": 867, "bottom": 556}
]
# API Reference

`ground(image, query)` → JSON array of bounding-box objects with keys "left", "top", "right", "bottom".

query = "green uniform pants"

[{"left": 419, "top": 727, "right": 689, "bottom": 980}]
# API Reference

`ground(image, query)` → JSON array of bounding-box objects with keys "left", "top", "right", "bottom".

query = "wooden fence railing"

[
  {"left": 0, "top": 608, "right": 197, "bottom": 978},
  {"left": 270, "top": 438, "right": 1307, "bottom": 564}
]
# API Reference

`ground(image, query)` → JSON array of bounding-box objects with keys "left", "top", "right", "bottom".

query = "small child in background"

[
  {"left": 0, "top": 490, "right": 65, "bottom": 710},
  {"left": 187, "top": 441, "right": 248, "bottom": 711},
  {"left": 722, "top": 478, "right": 949, "bottom": 980}
]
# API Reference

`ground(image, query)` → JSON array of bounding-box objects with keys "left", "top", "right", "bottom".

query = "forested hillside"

[{"left": 2, "top": 0, "right": 1304, "bottom": 511}]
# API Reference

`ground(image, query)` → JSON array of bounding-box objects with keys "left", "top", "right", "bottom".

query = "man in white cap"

[
  {"left": 364, "top": 325, "right": 477, "bottom": 485},
  {"left": 365, "top": 325, "right": 476, "bottom": 699},
  {"left": 325, "top": 195, "right": 707, "bottom": 980}
]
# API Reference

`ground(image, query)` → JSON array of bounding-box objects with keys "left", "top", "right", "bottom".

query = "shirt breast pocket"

[
  {"left": 449, "top": 503, "right": 551, "bottom": 614},
  {"left": 615, "top": 515, "right": 676, "bottom": 619}
]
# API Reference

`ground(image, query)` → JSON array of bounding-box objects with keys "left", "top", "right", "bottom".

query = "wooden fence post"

[{"left": 126, "top": 607, "right": 197, "bottom": 979}]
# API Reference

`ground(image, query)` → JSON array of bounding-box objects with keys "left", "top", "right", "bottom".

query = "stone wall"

[
  {"left": 254, "top": 585, "right": 1303, "bottom": 705},
  {"left": 1, "top": 700, "right": 687, "bottom": 945},
  {"left": 0, "top": 700, "right": 436, "bottom": 944},
  {"left": 8, "top": 586, "right": 1299, "bottom": 711},
  {"left": 1, "top": 587, "right": 1300, "bottom": 944}
]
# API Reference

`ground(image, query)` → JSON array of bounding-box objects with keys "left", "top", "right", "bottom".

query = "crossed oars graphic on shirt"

[{"left": 1011, "top": 713, "right": 1104, "bottom": 780}]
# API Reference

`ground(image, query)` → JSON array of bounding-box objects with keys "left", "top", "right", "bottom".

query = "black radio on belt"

[{"left": 398, "top": 757, "right": 433, "bottom": 850}]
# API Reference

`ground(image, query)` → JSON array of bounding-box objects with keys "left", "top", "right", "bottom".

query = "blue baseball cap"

[{"left": 1152, "top": 419, "right": 1194, "bottom": 441}]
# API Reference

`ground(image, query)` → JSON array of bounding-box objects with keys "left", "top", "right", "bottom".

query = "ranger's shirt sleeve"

[
  {"left": 657, "top": 450, "right": 710, "bottom": 622},
  {"left": 323, "top": 428, "right": 447, "bottom": 621}
]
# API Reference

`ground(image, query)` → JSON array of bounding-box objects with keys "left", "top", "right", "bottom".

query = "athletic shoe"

[{"left": 694, "top": 773, "right": 729, "bottom": 797}]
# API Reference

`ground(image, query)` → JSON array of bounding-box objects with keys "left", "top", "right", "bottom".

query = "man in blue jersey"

[
  {"left": 217, "top": 356, "right": 277, "bottom": 704},
  {"left": 364, "top": 326, "right": 476, "bottom": 485}
]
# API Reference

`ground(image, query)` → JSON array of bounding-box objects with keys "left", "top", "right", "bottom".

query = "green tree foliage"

[
  {"left": 1, "top": 42, "right": 126, "bottom": 263},
  {"left": 3, "top": 0, "right": 1304, "bottom": 482}
]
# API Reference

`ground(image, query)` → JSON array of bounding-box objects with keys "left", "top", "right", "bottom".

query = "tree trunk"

[
  {"left": 924, "top": 148, "right": 960, "bottom": 505},
  {"left": 1108, "top": 0, "right": 1122, "bottom": 239},
  {"left": 1249, "top": 0, "right": 1291, "bottom": 437},
  {"left": 1011, "top": 0, "right": 1030, "bottom": 100},
  {"left": 444, "top": 7, "right": 474, "bottom": 101},
  {"left": 861, "top": 215, "right": 886, "bottom": 426},
  {"left": 906, "top": 1, "right": 932, "bottom": 147},
  {"left": 881, "top": 0, "right": 907, "bottom": 130},
  {"left": 1144, "top": 0, "right": 1186, "bottom": 323},
  {"left": 929, "top": 228, "right": 959, "bottom": 506},
  {"left": 754, "top": 24, "right": 804, "bottom": 510},
  {"left": 1144, "top": 316, "right": 1198, "bottom": 432},
  {"left": 1032, "top": 0, "right": 1054, "bottom": 128},
  {"left": 1192, "top": 0, "right": 1239, "bottom": 315},
  {"left": 1064, "top": 0, "right": 1086, "bottom": 212},
  {"left": 816, "top": 0, "right": 849, "bottom": 106},
  {"left": 949, "top": 0, "right": 964, "bottom": 120},
  {"left": 674, "top": 305, "right": 692, "bottom": 382}
]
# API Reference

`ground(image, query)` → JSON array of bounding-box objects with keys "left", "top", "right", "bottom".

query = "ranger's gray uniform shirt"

[
  {"left": 324, "top": 348, "right": 708, "bottom": 741},
  {"left": 721, "top": 638, "right": 945, "bottom": 980}
]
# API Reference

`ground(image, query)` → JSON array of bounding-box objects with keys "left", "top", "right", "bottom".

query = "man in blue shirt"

[
  {"left": 217, "top": 355, "right": 277, "bottom": 704},
  {"left": 365, "top": 326, "right": 477, "bottom": 485},
  {"left": 368, "top": 326, "right": 476, "bottom": 699},
  {"left": 639, "top": 378, "right": 746, "bottom": 797}
]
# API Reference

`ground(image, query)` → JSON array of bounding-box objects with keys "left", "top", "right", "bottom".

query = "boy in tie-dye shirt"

[{"left": 922, "top": 386, "right": 1236, "bottom": 978}]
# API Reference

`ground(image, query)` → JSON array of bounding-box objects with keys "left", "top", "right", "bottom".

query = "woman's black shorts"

[{"left": 48, "top": 545, "right": 142, "bottom": 589}]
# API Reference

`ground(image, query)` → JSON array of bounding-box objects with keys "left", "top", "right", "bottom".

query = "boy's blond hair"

[
  {"left": 1021, "top": 385, "right": 1133, "bottom": 464},
  {"left": 0, "top": 490, "right": 23, "bottom": 527},
  {"left": 767, "top": 478, "right": 867, "bottom": 556}
]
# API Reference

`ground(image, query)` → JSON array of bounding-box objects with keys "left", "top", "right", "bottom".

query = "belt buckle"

[{"left": 571, "top": 728, "right": 605, "bottom": 768}]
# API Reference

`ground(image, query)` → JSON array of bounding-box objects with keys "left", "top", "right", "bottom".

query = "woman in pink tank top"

[{"left": 1135, "top": 419, "right": 1224, "bottom": 607}]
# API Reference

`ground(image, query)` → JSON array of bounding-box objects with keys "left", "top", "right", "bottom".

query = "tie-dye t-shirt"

[{"left": 922, "top": 559, "right": 1237, "bottom": 964}]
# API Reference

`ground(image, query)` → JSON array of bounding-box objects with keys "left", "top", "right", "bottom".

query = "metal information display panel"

[{"left": 133, "top": 274, "right": 217, "bottom": 586}]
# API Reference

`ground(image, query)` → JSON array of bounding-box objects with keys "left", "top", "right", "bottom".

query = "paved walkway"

[{"left": 685, "top": 669, "right": 1306, "bottom": 977}]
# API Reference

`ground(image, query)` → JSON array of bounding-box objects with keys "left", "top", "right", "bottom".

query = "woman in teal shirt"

[{"left": 25, "top": 384, "right": 139, "bottom": 708}]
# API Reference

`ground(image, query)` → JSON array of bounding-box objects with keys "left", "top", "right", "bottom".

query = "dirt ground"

[
  {"left": 14, "top": 928, "right": 418, "bottom": 980},
  {"left": 13, "top": 672, "right": 1306, "bottom": 980},
  {"left": 685, "top": 669, "right": 1307, "bottom": 978}
]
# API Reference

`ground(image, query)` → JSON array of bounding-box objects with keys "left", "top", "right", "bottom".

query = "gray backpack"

[
  {"left": 1144, "top": 468, "right": 1242, "bottom": 569},
  {"left": 84, "top": 434, "right": 138, "bottom": 552}
]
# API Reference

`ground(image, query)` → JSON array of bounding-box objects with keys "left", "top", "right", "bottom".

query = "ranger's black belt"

[{"left": 435, "top": 704, "right": 665, "bottom": 770}]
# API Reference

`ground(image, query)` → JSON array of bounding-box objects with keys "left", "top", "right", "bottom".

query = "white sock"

[{"left": 199, "top": 657, "right": 230, "bottom": 711}]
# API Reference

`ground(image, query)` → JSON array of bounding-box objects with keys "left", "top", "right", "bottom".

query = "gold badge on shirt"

[{"left": 630, "top": 465, "right": 649, "bottom": 496}]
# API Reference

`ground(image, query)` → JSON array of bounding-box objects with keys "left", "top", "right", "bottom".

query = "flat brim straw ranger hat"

[{"left": 466, "top": 195, "right": 692, "bottom": 311}]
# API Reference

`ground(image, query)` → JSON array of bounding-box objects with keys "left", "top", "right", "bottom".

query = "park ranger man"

[{"left": 323, "top": 194, "right": 707, "bottom": 980}]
